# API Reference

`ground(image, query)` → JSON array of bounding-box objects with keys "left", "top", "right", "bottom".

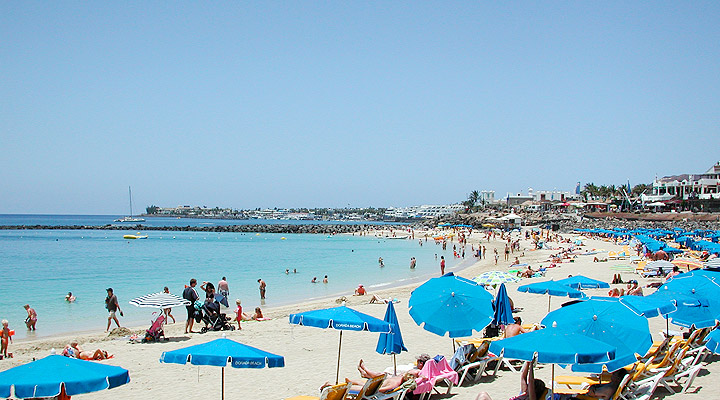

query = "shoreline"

[{"left": 9, "top": 232, "right": 481, "bottom": 347}]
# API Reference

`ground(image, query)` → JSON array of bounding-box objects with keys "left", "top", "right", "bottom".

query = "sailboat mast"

[{"left": 128, "top": 186, "right": 133, "bottom": 217}]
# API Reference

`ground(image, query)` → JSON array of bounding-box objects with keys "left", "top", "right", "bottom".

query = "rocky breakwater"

[{"left": 0, "top": 224, "right": 378, "bottom": 234}]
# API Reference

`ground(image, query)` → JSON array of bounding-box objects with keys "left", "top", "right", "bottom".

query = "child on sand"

[
  {"left": 1, "top": 320, "right": 12, "bottom": 358},
  {"left": 235, "top": 299, "right": 244, "bottom": 329}
]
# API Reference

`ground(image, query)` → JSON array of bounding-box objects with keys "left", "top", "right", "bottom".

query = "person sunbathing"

[
  {"left": 586, "top": 369, "right": 628, "bottom": 399},
  {"left": 369, "top": 294, "right": 399, "bottom": 304},
  {"left": 64, "top": 341, "right": 112, "bottom": 360},
  {"left": 504, "top": 317, "right": 527, "bottom": 338},
  {"left": 475, "top": 360, "right": 547, "bottom": 400},
  {"left": 329, "top": 358, "right": 420, "bottom": 394},
  {"left": 520, "top": 266, "right": 535, "bottom": 278}
]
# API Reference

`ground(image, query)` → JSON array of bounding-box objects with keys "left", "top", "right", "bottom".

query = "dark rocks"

[{"left": 0, "top": 224, "right": 377, "bottom": 234}]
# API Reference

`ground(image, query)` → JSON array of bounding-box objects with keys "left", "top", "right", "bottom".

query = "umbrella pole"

[
  {"left": 336, "top": 331, "right": 343, "bottom": 384},
  {"left": 221, "top": 366, "right": 225, "bottom": 400},
  {"left": 551, "top": 364, "right": 555, "bottom": 399},
  {"left": 393, "top": 354, "right": 397, "bottom": 376},
  {"left": 547, "top": 295, "right": 551, "bottom": 312}
]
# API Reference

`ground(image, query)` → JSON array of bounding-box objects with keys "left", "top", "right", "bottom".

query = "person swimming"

[{"left": 65, "top": 292, "right": 76, "bottom": 302}]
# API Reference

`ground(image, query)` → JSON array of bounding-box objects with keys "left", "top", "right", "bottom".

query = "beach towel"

[{"left": 413, "top": 358, "right": 459, "bottom": 394}]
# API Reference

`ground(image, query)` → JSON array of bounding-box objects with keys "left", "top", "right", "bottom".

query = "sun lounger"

[
  {"left": 285, "top": 382, "right": 352, "bottom": 400},
  {"left": 346, "top": 375, "right": 385, "bottom": 400},
  {"left": 367, "top": 378, "right": 416, "bottom": 400}
]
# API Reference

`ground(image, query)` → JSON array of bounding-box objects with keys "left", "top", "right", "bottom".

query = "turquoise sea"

[{"left": 0, "top": 215, "right": 463, "bottom": 340}]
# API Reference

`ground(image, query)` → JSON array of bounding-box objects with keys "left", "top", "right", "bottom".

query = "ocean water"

[{"left": 0, "top": 222, "right": 464, "bottom": 340}]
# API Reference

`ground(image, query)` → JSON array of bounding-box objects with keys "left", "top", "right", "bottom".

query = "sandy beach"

[{"left": 2, "top": 230, "right": 718, "bottom": 400}]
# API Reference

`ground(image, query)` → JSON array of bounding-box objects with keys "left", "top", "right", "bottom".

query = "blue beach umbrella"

[
  {"left": 489, "top": 327, "right": 616, "bottom": 365},
  {"left": 649, "top": 274, "right": 720, "bottom": 328},
  {"left": 0, "top": 355, "right": 130, "bottom": 399},
  {"left": 542, "top": 298, "right": 652, "bottom": 372},
  {"left": 517, "top": 280, "right": 585, "bottom": 311},
  {"left": 160, "top": 336, "right": 284, "bottom": 400},
  {"left": 556, "top": 275, "right": 610, "bottom": 289},
  {"left": 704, "top": 328, "right": 720, "bottom": 354},
  {"left": 489, "top": 326, "right": 616, "bottom": 397},
  {"left": 408, "top": 272, "right": 494, "bottom": 338},
  {"left": 376, "top": 301, "right": 408, "bottom": 374},
  {"left": 591, "top": 296, "right": 677, "bottom": 318},
  {"left": 289, "top": 305, "right": 392, "bottom": 384},
  {"left": 492, "top": 283, "right": 514, "bottom": 326}
]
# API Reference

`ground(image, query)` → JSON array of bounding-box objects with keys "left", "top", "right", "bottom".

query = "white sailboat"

[{"left": 115, "top": 186, "right": 146, "bottom": 222}]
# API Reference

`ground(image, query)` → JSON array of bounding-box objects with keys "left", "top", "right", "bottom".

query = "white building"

[{"left": 642, "top": 161, "right": 720, "bottom": 203}]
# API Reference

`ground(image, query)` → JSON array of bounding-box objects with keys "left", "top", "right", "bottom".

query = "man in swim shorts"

[
  {"left": 258, "top": 278, "right": 266, "bottom": 299},
  {"left": 183, "top": 279, "right": 199, "bottom": 334},
  {"left": 104, "top": 289, "right": 122, "bottom": 332}
]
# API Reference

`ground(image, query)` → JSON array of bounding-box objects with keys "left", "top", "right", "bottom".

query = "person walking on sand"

[
  {"left": 104, "top": 288, "right": 123, "bottom": 332},
  {"left": 183, "top": 279, "right": 199, "bottom": 334},
  {"left": 24, "top": 304, "right": 37, "bottom": 331},
  {"left": 258, "top": 278, "right": 266, "bottom": 299},
  {"left": 440, "top": 256, "right": 445, "bottom": 275}
]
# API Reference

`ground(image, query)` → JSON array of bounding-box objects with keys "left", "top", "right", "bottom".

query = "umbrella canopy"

[
  {"left": 555, "top": 275, "right": 610, "bottom": 289},
  {"left": 492, "top": 283, "right": 514, "bottom": 326},
  {"left": 517, "top": 280, "right": 585, "bottom": 298},
  {"left": 289, "top": 305, "right": 392, "bottom": 332},
  {"left": 376, "top": 301, "right": 407, "bottom": 356},
  {"left": 160, "top": 337, "right": 284, "bottom": 368},
  {"left": 160, "top": 336, "right": 283, "bottom": 399},
  {"left": 672, "top": 259, "right": 704, "bottom": 270},
  {"left": 488, "top": 327, "right": 616, "bottom": 365},
  {"left": 289, "top": 305, "right": 392, "bottom": 384},
  {"left": 644, "top": 260, "right": 675, "bottom": 271},
  {"left": 473, "top": 271, "right": 520, "bottom": 286},
  {"left": 542, "top": 298, "right": 652, "bottom": 372},
  {"left": 704, "top": 328, "right": 720, "bottom": 354},
  {"left": 613, "top": 296, "right": 677, "bottom": 318},
  {"left": 650, "top": 274, "right": 720, "bottom": 328},
  {"left": 0, "top": 355, "right": 129, "bottom": 399},
  {"left": 129, "top": 292, "right": 190, "bottom": 309},
  {"left": 408, "top": 272, "right": 494, "bottom": 337}
]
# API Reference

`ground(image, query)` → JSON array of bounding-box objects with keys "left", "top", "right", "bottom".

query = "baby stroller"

[
  {"left": 200, "top": 300, "right": 235, "bottom": 333},
  {"left": 143, "top": 312, "right": 167, "bottom": 342}
]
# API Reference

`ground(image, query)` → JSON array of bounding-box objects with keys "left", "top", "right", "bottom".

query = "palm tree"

[{"left": 468, "top": 190, "right": 480, "bottom": 210}]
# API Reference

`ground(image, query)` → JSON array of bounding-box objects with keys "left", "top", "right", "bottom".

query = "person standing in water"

[
  {"left": 217, "top": 276, "right": 229, "bottom": 298},
  {"left": 440, "top": 256, "right": 445, "bottom": 275},
  {"left": 258, "top": 278, "right": 266, "bottom": 299},
  {"left": 410, "top": 257, "right": 416, "bottom": 269}
]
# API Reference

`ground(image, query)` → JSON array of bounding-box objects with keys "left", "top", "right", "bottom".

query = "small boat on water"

[
  {"left": 115, "top": 186, "right": 146, "bottom": 222},
  {"left": 124, "top": 233, "right": 148, "bottom": 240}
]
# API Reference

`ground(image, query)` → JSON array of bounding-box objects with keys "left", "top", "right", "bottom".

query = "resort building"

[{"left": 642, "top": 161, "right": 720, "bottom": 202}]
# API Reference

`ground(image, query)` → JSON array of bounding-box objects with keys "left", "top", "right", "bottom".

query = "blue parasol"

[
  {"left": 555, "top": 275, "right": 610, "bottom": 289},
  {"left": 376, "top": 301, "right": 408, "bottom": 374},
  {"left": 517, "top": 279, "right": 585, "bottom": 311},
  {"left": 408, "top": 272, "right": 494, "bottom": 338},
  {"left": 0, "top": 355, "right": 129, "bottom": 399},
  {"left": 542, "top": 298, "right": 652, "bottom": 372},
  {"left": 160, "top": 336, "right": 283, "bottom": 399},
  {"left": 648, "top": 274, "right": 720, "bottom": 328},
  {"left": 289, "top": 305, "right": 392, "bottom": 384},
  {"left": 704, "top": 328, "right": 720, "bottom": 354},
  {"left": 489, "top": 326, "right": 616, "bottom": 397},
  {"left": 492, "top": 283, "right": 514, "bottom": 326}
]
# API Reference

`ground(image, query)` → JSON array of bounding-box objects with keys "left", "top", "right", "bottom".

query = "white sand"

[{"left": 2, "top": 231, "right": 718, "bottom": 399}]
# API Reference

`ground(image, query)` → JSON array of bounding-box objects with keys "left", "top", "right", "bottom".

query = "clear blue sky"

[{"left": 2, "top": 2, "right": 719, "bottom": 214}]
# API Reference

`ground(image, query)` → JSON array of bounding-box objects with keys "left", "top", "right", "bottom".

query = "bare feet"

[
  {"left": 358, "top": 359, "right": 365, "bottom": 373},
  {"left": 319, "top": 381, "right": 331, "bottom": 391}
]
